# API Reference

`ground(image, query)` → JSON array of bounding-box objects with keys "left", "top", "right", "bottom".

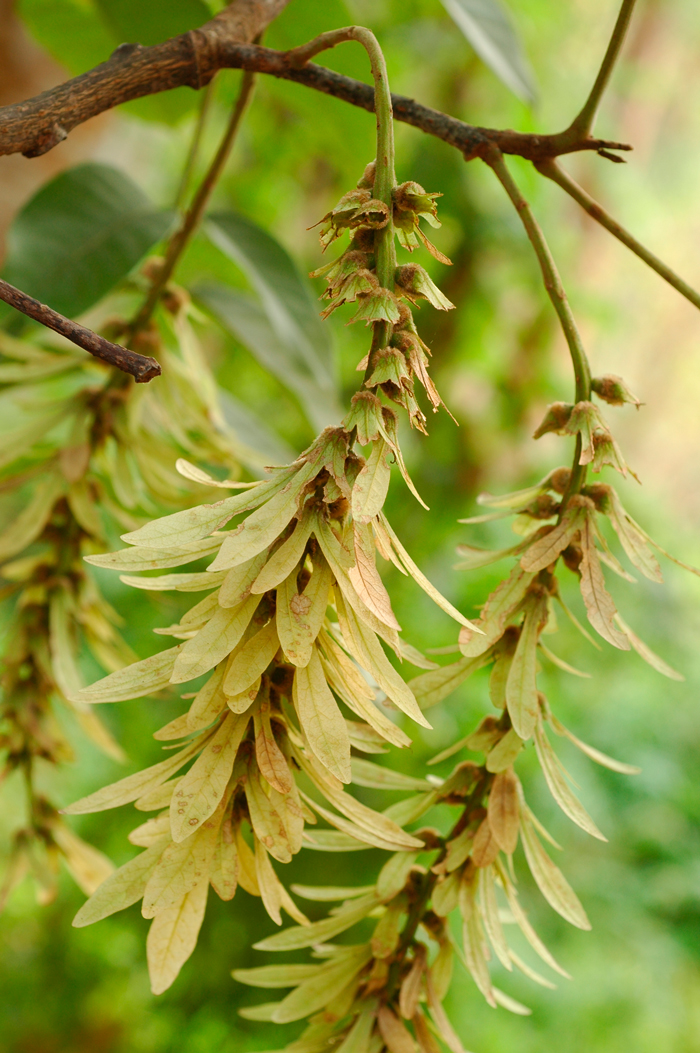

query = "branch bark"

[
  {"left": 0, "top": 0, "right": 291, "bottom": 158},
  {"left": 0, "top": 30, "right": 629, "bottom": 164},
  {"left": 0, "top": 278, "right": 161, "bottom": 381}
]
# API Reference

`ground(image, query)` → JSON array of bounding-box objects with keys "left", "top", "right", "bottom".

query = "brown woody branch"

[
  {"left": 0, "top": 279, "right": 161, "bottom": 381},
  {"left": 0, "top": 35, "right": 629, "bottom": 164}
]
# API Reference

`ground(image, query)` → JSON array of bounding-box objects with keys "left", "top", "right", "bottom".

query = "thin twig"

[
  {"left": 537, "top": 158, "right": 700, "bottom": 311},
  {"left": 567, "top": 0, "right": 639, "bottom": 141},
  {"left": 128, "top": 67, "right": 257, "bottom": 336},
  {"left": 484, "top": 147, "right": 591, "bottom": 497},
  {"left": 174, "top": 76, "right": 217, "bottom": 211},
  {"left": 0, "top": 279, "right": 161, "bottom": 382}
]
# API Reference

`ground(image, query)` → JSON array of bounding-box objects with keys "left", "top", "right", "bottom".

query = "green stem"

[
  {"left": 173, "top": 76, "right": 217, "bottom": 211},
  {"left": 127, "top": 67, "right": 257, "bottom": 339},
  {"left": 567, "top": 0, "right": 638, "bottom": 140},
  {"left": 485, "top": 147, "right": 591, "bottom": 497},
  {"left": 288, "top": 27, "right": 397, "bottom": 357},
  {"left": 537, "top": 158, "right": 700, "bottom": 312}
]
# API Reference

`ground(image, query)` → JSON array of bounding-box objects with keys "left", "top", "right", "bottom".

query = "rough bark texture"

[
  {"left": 0, "top": 0, "right": 292, "bottom": 158},
  {"left": 0, "top": 1, "right": 629, "bottom": 164}
]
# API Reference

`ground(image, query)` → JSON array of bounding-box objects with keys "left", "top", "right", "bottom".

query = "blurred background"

[{"left": 1, "top": 0, "right": 700, "bottom": 1050}]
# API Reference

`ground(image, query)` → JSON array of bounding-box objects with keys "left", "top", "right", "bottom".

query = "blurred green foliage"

[{"left": 1, "top": 0, "right": 700, "bottom": 1050}]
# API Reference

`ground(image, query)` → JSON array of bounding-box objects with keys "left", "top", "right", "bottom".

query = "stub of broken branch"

[{"left": 0, "top": 279, "right": 161, "bottom": 382}]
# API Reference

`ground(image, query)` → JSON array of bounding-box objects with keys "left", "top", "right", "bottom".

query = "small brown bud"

[
  {"left": 533, "top": 402, "right": 574, "bottom": 439},
  {"left": 549, "top": 466, "right": 571, "bottom": 494},
  {"left": 591, "top": 373, "right": 641, "bottom": 407}
]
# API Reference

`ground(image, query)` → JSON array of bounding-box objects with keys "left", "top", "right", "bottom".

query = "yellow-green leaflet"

[
  {"left": 293, "top": 648, "right": 352, "bottom": 783},
  {"left": 129, "top": 815, "right": 171, "bottom": 846},
  {"left": 614, "top": 612, "right": 684, "bottom": 681},
  {"left": 485, "top": 729, "right": 524, "bottom": 773},
  {"left": 334, "top": 998, "right": 374, "bottom": 1048},
  {"left": 378, "top": 1005, "right": 418, "bottom": 1053},
  {"left": 252, "top": 833, "right": 305, "bottom": 926},
  {"left": 351, "top": 438, "right": 391, "bottom": 522},
  {"left": 520, "top": 815, "right": 591, "bottom": 930},
  {"left": 579, "top": 515, "right": 630, "bottom": 650},
  {"left": 351, "top": 758, "right": 431, "bottom": 792},
  {"left": 315, "top": 517, "right": 400, "bottom": 655},
  {"left": 208, "top": 462, "right": 319, "bottom": 572},
  {"left": 604, "top": 488, "right": 663, "bottom": 583},
  {"left": 290, "top": 884, "right": 375, "bottom": 902},
  {"left": 224, "top": 621, "right": 279, "bottom": 697},
  {"left": 233, "top": 963, "right": 323, "bottom": 987},
  {"left": 146, "top": 877, "right": 209, "bottom": 994},
  {"left": 218, "top": 551, "right": 269, "bottom": 608},
  {"left": 72, "top": 644, "right": 182, "bottom": 704},
  {"left": 73, "top": 841, "right": 167, "bottom": 928},
  {"left": 487, "top": 769, "right": 520, "bottom": 854},
  {"left": 505, "top": 593, "right": 548, "bottom": 740},
  {"left": 508, "top": 950, "right": 557, "bottom": 990},
  {"left": 251, "top": 512, "right": 313, "bottom": 594},
  {"left": 120, "top": 571, "right": 228, "bottom": 592},
  {"left": 48, "top": 588, "right": 82, "bottom": 698},
  {"left": 0, "top": 471, "right": 63, "bottom": 561},
  {"left": 187, "top": 664, "right": 227, "bottom": 729},
  {"left": 85, "top": 537, "right": 223, "bottom": 572},
  {"left": 335, "top": 591, "right": 429, "bottom": 729},
  {"left": 425, "top": 975, "right": 469, "bottom": 1053},
  {"left": 409, "top": 654, "right": 488, "bottom": 711},
  {"left": 170, "top": 595, "right": 259, "bottom": 683},
  {"left": 534, "top": 721, "right": 606, "bottom": 841},
  {"left": 477, "top": 866, "right": 511, "bottom": 970},
  {"left": 349, "top": 522, "right": 400, "bottom": 630},
  {"left": 458, "top": 566, "right": 535, "bottom": 657},
  {"left": 210, "top": 823, "right": 238, "bottom": 901},
  {"left": 277, "top": 556, "right": 333, "bottom": 667},
  {"left": 547, "top": 711, "right": 641, "bottom": 774},
  {"left": 317, "top": 635, "right": 412, "bottom": 750},
  {"left": 244, "top": 761, "right": 298, "bottom": 863},
  {"left": 51, "top": 825, "right": 115, "bottom": 896},
  {"left": 254, "top": 701, "right": 293, "bottom": 794},
  {"left": 122, "top": 475, "right": 288, "bottom": 548},
  {"left": 520, "top": 499, "right": 588, "bottom": 574},
  {"left": 302, "top": 791, "right": 415, "bottom": 853},
  {"left": 170, "top": 712, "right": 250, "bottom": 841},
  {"left": 494, "top": 861, "right": 571, "bottom": 978},
  {"left": 272, "top": 946, "right": 372, "bottom": 1024},
  {"left": 376, "top": 851, "right": 421, "bottom": 901},
  {"left": 298, "top": 752, "right": 423, "bottom": 850},
  {"left": 379, "top": 514, "right": 480, "bottom": 631},
  {"left": 63, "top": 736, "right": 206, "bottom": 814},
  {"left": 301, "top": 830, "right": 371, "bottom": 853},
  {"left": 254, "top": 893, "right": 379, "bottom": 951},
  {"left": 459, "top": 885, "right": 496, "bottom": 1008},
  {"left": 135, "top": 779, "right": 180, "bottom": 812},
  {"left": 142, "top": 813, "right": 221, "bottom": 917},
  {"left": 175, "top": 458, "right": 258, "bottom": 489}
]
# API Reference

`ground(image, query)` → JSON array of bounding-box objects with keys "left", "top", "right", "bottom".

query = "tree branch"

[
  {"left": 566, "top": 0, "right": 639, "bottom": 141},
  {"left": 0, "top": 279, "right": 161, "bottom": 381},
  {"left": 0, "top": 37, "right": 630, "bottom": 164},
  {"left": 484, "top": 147, "right": 591, "bottom": 500},
  {"left": 536, "top": 158, "right": 700, "bottom": 311}
]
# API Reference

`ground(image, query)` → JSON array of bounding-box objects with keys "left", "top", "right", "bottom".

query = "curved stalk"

[
  {"left": 537, "top": 157, "right": 700, "bottom": 312},
  {"left": 484, "top": 146, "right": 592, "bottom": 498},
  {"left": 128, "top": 67, "right": 257, "bottom": 339}
]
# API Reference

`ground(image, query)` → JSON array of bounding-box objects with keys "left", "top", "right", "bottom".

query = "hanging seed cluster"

[{"left": 0, "top": 299, "right": 242, "bottom": 907}]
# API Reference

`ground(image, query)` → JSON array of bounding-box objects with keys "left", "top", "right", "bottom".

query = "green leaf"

[
  {"left": 17, "top": 0, "right": 115, "bottom": 77},
  {"left": 196, "top": 284, "right": 341, "bottom": 432},
  {"left": 440, "top": 0, "right": 536, "bottom": 102},
  {"left": 204, "top": 212, "right": 340, "bottom": 409},
  {"left": 2, "top": 164, "right": 172, "bottom": 318},
  {"left": 94, "top": 0, "right": 210, "bottom": 45},
  {"left": 73, "top": 842, "right": 166, "bottom": 928}
]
